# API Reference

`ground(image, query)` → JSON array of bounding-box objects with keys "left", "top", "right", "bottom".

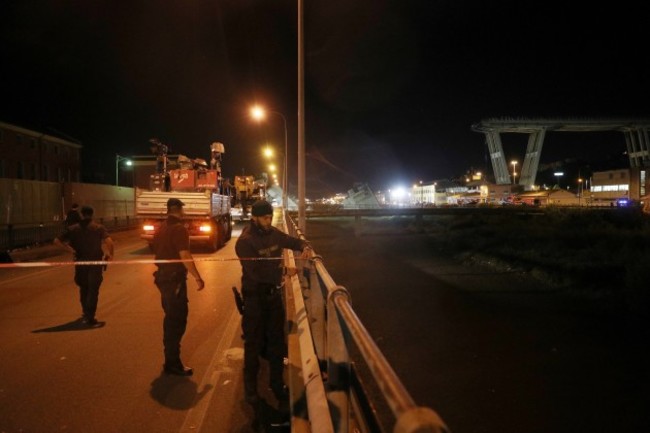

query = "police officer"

[
  {"left": 54, "top": 205, "right": 114, "bottom": 326},
  {"left": 235, "top": 199, "right": 311, "bottom": 405},
  {"left": 152, "top": 198, "right": 205, "bottom": 376}
]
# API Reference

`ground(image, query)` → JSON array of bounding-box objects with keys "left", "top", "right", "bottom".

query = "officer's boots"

[{"left": 244, "top": 372, "right": 260, "bottom": 405}]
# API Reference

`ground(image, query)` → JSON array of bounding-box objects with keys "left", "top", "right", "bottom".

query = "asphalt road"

[
  {"left": 0, "top": 227, "right": 266, "bottom": 433},
  {"left": 303, "top": 217, "right": 650, "bottom": 433}
]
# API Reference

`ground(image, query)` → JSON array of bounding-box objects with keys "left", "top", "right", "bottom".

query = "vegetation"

[{"left": 345, "top": 208, "right": 650, "bottom": 315}]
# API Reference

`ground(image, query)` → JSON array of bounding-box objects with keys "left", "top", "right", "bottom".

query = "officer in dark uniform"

[
  {"left": 235, "top": 199, "right": 311, "bottom": 405},
  {"left": 152, "top": 198, "right": 205, "bottom": 376},
  {"left": 54, "top": 205, "right": 114, "bottom": 326}
]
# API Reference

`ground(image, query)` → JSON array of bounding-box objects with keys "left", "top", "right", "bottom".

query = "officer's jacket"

[
  {"left": 153, "top": 215, "right": 189, "bottom": 274},
  {"left": 235, "top": 221, "right": 307, "bottom": 288},
  {"left": 57, "top": 220, "right": 109, "bottom": 261}
]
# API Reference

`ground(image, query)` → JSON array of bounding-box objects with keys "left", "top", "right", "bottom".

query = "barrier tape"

[{"left": 0, "top": 256, "right": 297, "bottom": 269}]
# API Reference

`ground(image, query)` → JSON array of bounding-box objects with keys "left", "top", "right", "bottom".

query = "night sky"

[{"left": 1, "top": 1, "right": 648, "bottom": 197}]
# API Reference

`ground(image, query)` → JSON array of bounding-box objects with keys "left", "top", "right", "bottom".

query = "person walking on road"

[
  {"left": 54, "top": 205, "right": 114, "bottom": 326},
  {"left": 152, "top": 198, "right": 205, "bottom": 376},
  {"left": 235, "top": 199, "right": 312, "bottom": 406}
]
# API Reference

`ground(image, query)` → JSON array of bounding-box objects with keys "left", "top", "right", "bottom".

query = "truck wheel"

[
  {"left": 224, "top": 216, "right": 232, "bottom": 241},
  {"left": 209, "top": 229, "right": 220, "bottom": 252},
  {"left": 216, "top": 223, "right": 225, "bottom": 248}
]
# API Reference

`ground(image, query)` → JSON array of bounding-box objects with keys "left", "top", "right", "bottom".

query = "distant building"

[
  {"left": 589, "top": 167, "right": 647, "bottom": 206},
  {"left": 480, "top": 183, "right": 513, "bottom": 204},
  {"left": 518, "top": 189, "right": 580, "bottom": 206},
  {"left": 0, "top": 121, "right": 82, "bottom": 182}
]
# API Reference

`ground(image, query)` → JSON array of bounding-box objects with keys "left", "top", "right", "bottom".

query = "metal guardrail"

[{"left": 281, "top": 211, "right": 449, "bottom": 433}]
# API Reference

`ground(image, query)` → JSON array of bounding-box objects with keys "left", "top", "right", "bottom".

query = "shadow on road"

[
  {"left": 31, "top": 317, "right": 106, "bottom": 333},
  {"left": 149, "top": 373, "right": 213, "bottom": 410},
  {"left": 242, "top": 399, "right": 289, "bottom": 433}
]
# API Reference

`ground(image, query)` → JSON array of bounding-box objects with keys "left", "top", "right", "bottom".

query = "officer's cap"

[
  {"left": 167, "top": 198, "right": 185, "bottom": 209},
  {"left": 251, "top": 200, "right": 273, "bottom": 216}
]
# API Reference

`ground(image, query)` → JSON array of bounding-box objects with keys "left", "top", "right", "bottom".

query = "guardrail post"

[{"left": 327, "top": 286, "right": 351, "bottom": 433}]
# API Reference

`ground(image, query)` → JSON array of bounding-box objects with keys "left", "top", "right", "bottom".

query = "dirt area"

[{"left": 303, "top": 217, "right": 649, "bottom": 433}]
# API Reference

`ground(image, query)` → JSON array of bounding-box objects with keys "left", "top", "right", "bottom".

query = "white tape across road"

[{"left": 0, "top": 256, "right": 289, "bottom": 269}]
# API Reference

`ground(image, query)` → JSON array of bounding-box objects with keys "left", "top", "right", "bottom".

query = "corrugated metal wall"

[
  {"left": 1, "top": 179, "right": 136, "bottom": 250},
  {"left": 1, "top": 179, "right": 62, "bottom": 225}
]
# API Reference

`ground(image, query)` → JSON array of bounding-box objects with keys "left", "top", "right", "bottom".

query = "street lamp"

[
  {"left": 115, "top": 154, "right": 132, "bottom": 186},
  {"left": 511, "top": 160, "right": 518, "bottom": 185},
  {"left": 578, "top": 178, "right": 583, "bottom": 207},
  {"left": 554, "top": 171, "right": 564, "bottom": 189},
  {"left": 250, "top": 105, "right": 288, "bottom": 209}
]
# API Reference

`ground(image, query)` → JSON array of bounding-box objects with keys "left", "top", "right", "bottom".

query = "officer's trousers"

[
  {"left": 155, "top": 273, "right": 189, "bottom": 368},
  {"left": 242, "top": 284, "right": 287, "bottom": 397},
  {"left": 74, "top": 265, "right": 103, "bottom": 320}
]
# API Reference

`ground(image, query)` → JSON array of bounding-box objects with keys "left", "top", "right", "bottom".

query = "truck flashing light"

[
  {"left": 199, "top": 224, "right": 212, "bottom": 233},
  {"left": 143, "top": 224, "right": 155, "bottom": 232}
]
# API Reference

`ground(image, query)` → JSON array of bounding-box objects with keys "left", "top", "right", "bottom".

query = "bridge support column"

[
  {"left": 625, "top": 128, "right": 650, "bottom": 167},
  {"left": 485, "top": 131, "right": 510, "bottom": 184},
  {"left": 520, "top": 128, "right": 546, "bottom": 188}
]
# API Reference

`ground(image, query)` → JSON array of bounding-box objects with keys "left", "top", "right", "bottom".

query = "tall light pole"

[
  {"left": 250, "top": 106, "right": 288, "bottom": 209},
  {"left": 511, "top": 160, "right": 518, "bottom": 186},
  {"left": 554, "top": 171, "right": 564, "bottom": 189},
  {"left": 578, "top": 178, "right": 583, "bottom": 207},
  {"left": 115, "top": 154, "right": 132, "bottom": 186},
  {"left": 298, "top": 0, "right": 306, "bottom": 232}
]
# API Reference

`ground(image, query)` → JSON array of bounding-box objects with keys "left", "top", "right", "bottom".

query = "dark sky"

[{"left": 1, "top": 1, "right": 648, "bottom": 197}]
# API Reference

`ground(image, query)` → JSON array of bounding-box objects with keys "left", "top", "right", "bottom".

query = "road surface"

[{"left": 0, "top": 227, "right": 265, "bottom": 433}]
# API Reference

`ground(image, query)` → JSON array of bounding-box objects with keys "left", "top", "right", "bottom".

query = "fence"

[
  {"left": 0, "top": 178, "right": 138, "bottom": 251},
  {"left": 281, "top": 211, "right": 448, "bottom": 433}
]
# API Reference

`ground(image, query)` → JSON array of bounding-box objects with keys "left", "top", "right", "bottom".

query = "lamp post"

[
  {"left": 115, "top": 154, "right": 132, "bottom": 186},
  {"left": 554, "top": 171, "right": 564, "bottom": 189},
  {"left": 511, "top": 160, "right": 518, "bottom": 185},
  {"left": 578, "top": 178, "right": 583, "bottom": 207},
  {"left": 251, "top": 106, "right": 288, "bottom": 209}
]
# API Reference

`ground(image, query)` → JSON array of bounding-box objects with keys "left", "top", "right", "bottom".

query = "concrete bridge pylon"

[{"left": 472, "top": 117, "right": 650, "bottom": 189}]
